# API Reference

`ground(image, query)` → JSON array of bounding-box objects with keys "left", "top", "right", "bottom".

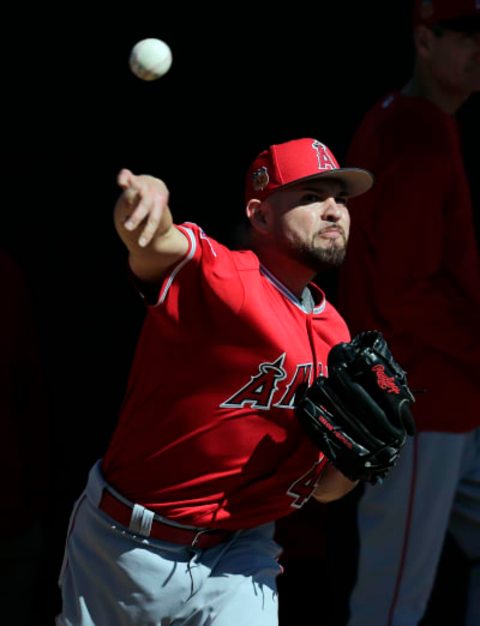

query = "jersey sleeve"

[{"left": 150, "top": 222, "right": 248, "bottom": 322}]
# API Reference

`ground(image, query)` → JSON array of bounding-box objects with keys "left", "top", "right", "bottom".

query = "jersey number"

[{"left": 287, "top": 460, "right": 325, "bottom": 508}]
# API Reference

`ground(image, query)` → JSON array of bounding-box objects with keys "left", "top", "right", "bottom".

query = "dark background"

[{"left": 2, "top": 2, "right": 478, "bottom": 624}]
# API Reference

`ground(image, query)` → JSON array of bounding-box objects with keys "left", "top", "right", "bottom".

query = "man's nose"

[{"left": 323, "top": 196, "right": 342, "bottom": 221}]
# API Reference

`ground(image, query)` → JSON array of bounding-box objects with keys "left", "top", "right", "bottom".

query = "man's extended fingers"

[
  {"left": 123, "top": 200, "right": 151, "bottom": 232},
  {"left": 122, "top": 176, "right": 152, "bottom": 230},
  {"left": 117, "top": 168, "right": 135, "bottom": 189},
  {"left": 117, "top": 171, "right": 169, "bottom": 245},
  {"left": 137, "top": 195, "right": 165, "bottom": 247},
  {"left": 118, "top": 169, "right": 146, "bottom": 213},
  {"left": 123, "top": 179, "right": 168, "bottom": 242}
]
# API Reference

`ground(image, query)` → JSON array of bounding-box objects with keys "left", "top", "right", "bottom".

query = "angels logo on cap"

[
  {"left": 312, "top": 140, "right": 337, "bottom": 171},
  {"left": 244, "top": 137, "right": 374, "bottom": 203}
]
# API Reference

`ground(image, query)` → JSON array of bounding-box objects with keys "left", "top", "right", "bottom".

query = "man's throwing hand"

[{"left": 117, "top": 169, "right": 170, "bottom": 248}]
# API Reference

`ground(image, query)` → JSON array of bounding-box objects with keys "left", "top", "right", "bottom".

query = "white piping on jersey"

[
  {"left": 157, "top": 226, "right": 197, "bottom": 306},
  {"left": 260, "top": 265, "right": 326, "bottom": 314},
  {"left": 199, "top": 228, "right": 217, "bottom": 257}
]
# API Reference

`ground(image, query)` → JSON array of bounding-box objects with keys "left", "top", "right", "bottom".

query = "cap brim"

[{"left": 280, "top": 167, "right": 374, "bottom": 198}]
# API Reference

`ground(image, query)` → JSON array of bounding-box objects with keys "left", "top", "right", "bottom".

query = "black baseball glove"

[{"left": 295, "top": 331, "right": 416, "bottom": 484}]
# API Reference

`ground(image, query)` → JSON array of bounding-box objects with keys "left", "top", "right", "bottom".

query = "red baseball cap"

[
  {"left": 414, "top": 0, "right": 480, "bottom": 29},
  {"left": 245, "top": 138, "right": 373, "bottom": 203}
]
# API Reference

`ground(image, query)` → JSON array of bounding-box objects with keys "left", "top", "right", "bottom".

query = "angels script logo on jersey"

[{"left": 220, "top": 354, "right": 325, "bottom": 410}]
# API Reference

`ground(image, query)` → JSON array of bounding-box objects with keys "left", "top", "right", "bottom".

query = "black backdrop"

[{"left": 2, "top": 2, "right": 479, "bottom": 623}]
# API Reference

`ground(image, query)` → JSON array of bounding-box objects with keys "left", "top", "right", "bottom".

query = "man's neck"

[
  {"left": 401, "top": 66, "right": 469, "bottom": 114},
  {"left": 255, "top": 248, "right": 314, "bottom": 299}
]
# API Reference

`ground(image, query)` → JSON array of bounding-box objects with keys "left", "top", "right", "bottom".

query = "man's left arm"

[{"left": 312, "top": 463, "right": 359, "bottom": 503}]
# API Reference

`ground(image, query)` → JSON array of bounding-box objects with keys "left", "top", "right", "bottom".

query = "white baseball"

[{"left": 129, "top": 38, "right": 172, "bottom": 81}]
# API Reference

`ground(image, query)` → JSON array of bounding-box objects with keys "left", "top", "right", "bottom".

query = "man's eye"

[
  {"left": 336, "top": 197, "right": 348, "bottom": 206},
  {"left": 301, "top": 194, "right": 321, "bottom": 204}
]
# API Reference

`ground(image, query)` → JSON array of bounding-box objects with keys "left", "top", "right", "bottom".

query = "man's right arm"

[{"left": 113, "top": 168, "right": 189, "bottom": 283}]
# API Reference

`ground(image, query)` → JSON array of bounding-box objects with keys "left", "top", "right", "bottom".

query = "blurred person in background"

[{"left": 337, "top": 1, "right": 480, "bottom": 624}]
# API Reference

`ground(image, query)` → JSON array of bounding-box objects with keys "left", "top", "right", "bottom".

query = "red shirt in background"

[{"left": 339, "top": 93, "right": 480, "bottom": 432}]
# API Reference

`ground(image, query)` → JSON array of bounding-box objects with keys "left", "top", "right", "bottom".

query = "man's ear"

[
  {"left": 246, "top": 198, "right": 271, "bottom": 234},
  {"left": 414, "top": 23, "right": 436, "bottom": 60}
]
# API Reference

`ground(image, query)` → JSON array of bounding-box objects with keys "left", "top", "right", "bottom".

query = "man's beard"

[
  {"left": 298, "top": 244, "right": 346, "bottom": 272},
  {"left": 286, "top": 235, "right": 347, "bottom": 273}
]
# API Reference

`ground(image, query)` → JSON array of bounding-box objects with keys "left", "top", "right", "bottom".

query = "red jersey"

[
  {"left": 339, "top": 93, "right": 480, "bottom": 432},
  {"left": 103, "top": 223, "right": 350, "bottom": 529}
]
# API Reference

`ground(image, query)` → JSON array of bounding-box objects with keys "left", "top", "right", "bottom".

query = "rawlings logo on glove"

[
  {"left": 295, "top": 331, "right": 416, "bottom": 484},
  {"left": 372, "top": 365, "right": 400, "bottom": 393}
]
